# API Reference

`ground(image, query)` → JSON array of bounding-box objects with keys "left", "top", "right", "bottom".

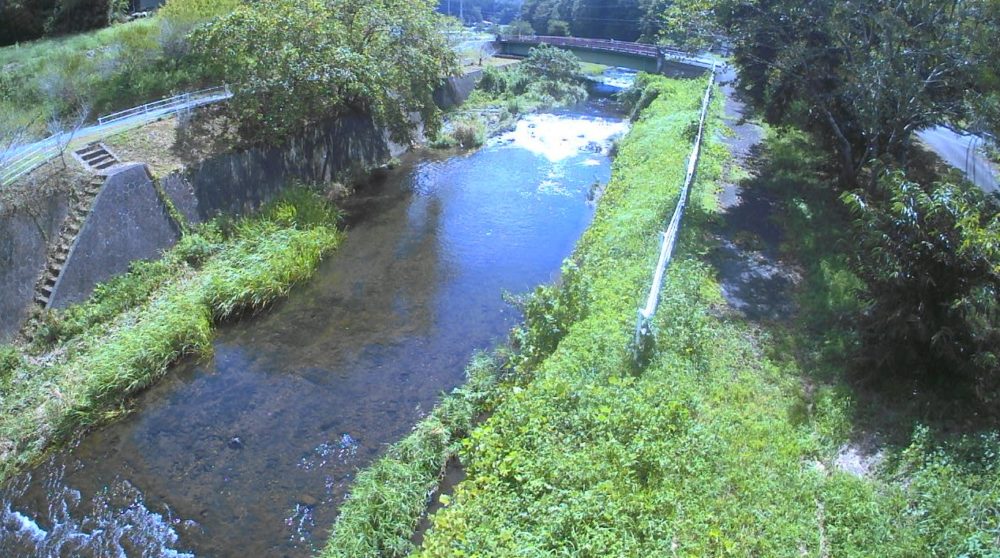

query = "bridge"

[{"left": 496, "top": 35, "right": 715, "bottom": 77}]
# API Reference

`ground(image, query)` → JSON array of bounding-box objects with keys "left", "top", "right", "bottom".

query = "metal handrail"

[
  {"left": 498, "top": 35, "right": 715, "bottom": 68},
  {"left": 1, "top": 84, "right": 232, "bottom": 186},
  {"left": 98, "top": 85, "right": 231, "bottom": 125}
]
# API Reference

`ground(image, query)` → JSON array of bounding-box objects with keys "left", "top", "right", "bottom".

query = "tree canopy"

[{"left": 191, "top": 0, "right": 458, "bottom": 143}]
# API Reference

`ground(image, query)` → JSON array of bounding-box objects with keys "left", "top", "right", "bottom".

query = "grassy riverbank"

[
  {"left": 432, "top": 46, "right": 590, "bottom": 149},
  {"left": 321, "top": 74, "right": 1000, "bottom": 556},
  {"left": 0, "top": 188, "right": 342, "bottom": 484}
]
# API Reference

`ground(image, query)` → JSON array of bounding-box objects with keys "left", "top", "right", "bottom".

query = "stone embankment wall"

[{"left": 0, "top": 111, "right": 407, "bottom": 341}]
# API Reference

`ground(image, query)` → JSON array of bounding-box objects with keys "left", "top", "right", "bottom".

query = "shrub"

[
  {"left": 450, "top": 117, "right": 486, "bottom": 149},
  {"left": 842, "top": 174, "right": 1000, "bottom": 400},
  {"left": 0, "top": 345, "right": 21, "bottom": 382}
]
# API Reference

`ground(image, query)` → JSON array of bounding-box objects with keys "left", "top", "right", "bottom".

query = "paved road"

[{"left": 917, "top": 126, "right": 998, "bottom": 193}]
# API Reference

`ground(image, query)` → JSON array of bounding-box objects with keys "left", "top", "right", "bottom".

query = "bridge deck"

[{"left": 497, "top": 35, "right": 715, "bottom": 70}]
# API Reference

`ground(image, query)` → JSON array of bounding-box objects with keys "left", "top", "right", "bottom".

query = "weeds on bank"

[
  {"left": 759, "top": 129, "right": 1000, "bottom": 557},
  {"left": 0, "top": 187, "right": 342, "bottom": 484},
  {"left": 323, "top": 74, "right": 1000, "bottom": 556},
  {"left": 431, "top": 48, "right": 590, "bottom": 150}
]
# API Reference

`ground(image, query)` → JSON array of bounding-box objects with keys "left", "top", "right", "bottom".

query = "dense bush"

[
  {"left": 191, "top": 0, "right": 457, "bottom": 144},
  {"left": 0, "top": 0, "right": 121, "bottom": 47},
  {"left": 843, "top": 175, "right": 1000, "bottom": 400},
  {"left": 0, "top": 0, "right": 239, "bottom": 138}
]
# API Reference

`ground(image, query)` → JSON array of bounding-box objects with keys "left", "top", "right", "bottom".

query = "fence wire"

[{"left": 632, "top": 65, "right": 717, "bottom": 366}]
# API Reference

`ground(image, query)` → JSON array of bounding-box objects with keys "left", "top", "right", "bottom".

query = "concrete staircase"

[
  {"left": 73, "top": 143, "right": 121, "bottom": 174},
  {"left": 35, "top": 176, "right": 105, "bottom": 308}
]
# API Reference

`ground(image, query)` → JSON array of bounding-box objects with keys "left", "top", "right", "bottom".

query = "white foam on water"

[
  {"left": 495, "top": 114, "right": 629, "bottom": 163},
  {"left": 600, "top": 68, "right": 639, "bottom": 90},
  {"left": 2, "top": 504, "right": 49, "bottom": 542},
  {"left": 1, "top": 470, "right": 195, "bottom": 558}
]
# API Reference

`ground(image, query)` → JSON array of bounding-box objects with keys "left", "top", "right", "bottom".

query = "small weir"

[{"left": 1, "top": 73, "right": 634, "bottom": 557}]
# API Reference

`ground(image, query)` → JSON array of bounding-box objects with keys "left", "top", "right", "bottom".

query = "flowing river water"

[{"left": 1, "top": 81, "right": 632, "bottom": 557}]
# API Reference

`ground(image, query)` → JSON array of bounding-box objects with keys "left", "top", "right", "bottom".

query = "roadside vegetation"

[
  {"left": 0, "top": 0, "right": 456, "bottom": 150},
  {"left": 432, "top": 45, "right": 588, "bottom": 149},
  {"left": 718, "top": 0, "right": 1000, "bottom": 404},
  {"left": 0, "top": 187, "right": 342, "bottom": 484},
  {"left": 0, "top": 0, "right": 240, "bottom": 142},
  {"left": 320, "top": 72, "right": 1000, "bottom": 556}
]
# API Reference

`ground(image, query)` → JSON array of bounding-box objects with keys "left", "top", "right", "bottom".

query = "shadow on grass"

[{"left": 722, "top": 130, "right": 999, "bottom": 456}]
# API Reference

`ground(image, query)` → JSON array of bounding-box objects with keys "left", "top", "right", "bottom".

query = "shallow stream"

[{"left": 1, "top": 85, "right": 631, "bottom": 557}]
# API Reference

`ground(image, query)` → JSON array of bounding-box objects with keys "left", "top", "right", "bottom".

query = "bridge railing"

[
  {"left": 499, "top": 35, "right": 660, "bottom": 57},
  {"left": 498, "top": 35, "right": 715, "bottom": 68}
]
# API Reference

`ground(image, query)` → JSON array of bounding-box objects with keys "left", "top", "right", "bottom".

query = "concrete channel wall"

[
  {"left": 0, "top": 110, "right": 409, "bottom": 340},
  {"left": 48, "top": 164, "right": 181, "bottom": 309},
  {"left": 0, "top": 194, "right": 70, "bottom": 340}
]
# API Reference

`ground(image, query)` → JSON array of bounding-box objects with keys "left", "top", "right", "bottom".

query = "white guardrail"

[
  {"left": 631, "top": 64, "right": 717, "bottom": 365},
  {"left": 0, "top": 85, "right": 232, "bottom": 186}
]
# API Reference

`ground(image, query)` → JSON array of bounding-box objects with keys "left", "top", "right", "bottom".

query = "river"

[{"left": 1, "top": 85, "right": 631, "bottom": 557}]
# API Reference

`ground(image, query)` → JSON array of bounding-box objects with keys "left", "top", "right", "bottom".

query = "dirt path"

[{"left": 711, "top": 66, "right": 799, "bottom": 322}]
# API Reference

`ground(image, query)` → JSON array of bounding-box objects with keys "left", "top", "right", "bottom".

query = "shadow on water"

[{"left": 1, "top": 96, "right": 630, "bottom": 557}]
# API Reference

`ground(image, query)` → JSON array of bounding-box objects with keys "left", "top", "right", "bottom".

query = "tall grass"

[
  {"left": 0, "top": 188, "right": 342, "bottom": 483},
  {"left": 320, "top": 354, "right": 506, "bottom": 558},
  {"left": 0, "top": 0, "right": 235, "bottom": 138}
]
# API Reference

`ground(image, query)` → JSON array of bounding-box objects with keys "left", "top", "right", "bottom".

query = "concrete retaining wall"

[
  {"left": 50, "top": 164, "right": 181, "bottom": 309},
  {"left": 434, "top": 70, "right": 483, "bottom": 110},
  {"left": 0, "top": 110, "right": 406, "bottom": 339},
  {"left": 0, "top": 195, "right": 69, "bottom": 341},
  {"left": 186, "top": 112, "right": 406, "bottom": 220}
]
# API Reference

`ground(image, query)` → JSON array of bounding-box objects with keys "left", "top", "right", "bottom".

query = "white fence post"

[{"left": 630, "top": 64, "right": 717, "bottom": 368}]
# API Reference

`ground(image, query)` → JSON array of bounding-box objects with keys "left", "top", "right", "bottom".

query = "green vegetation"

[
  {"left": 843, "top": 174, "right": 1000, "bottom": 399},
  {"left": 744, "top": 129, "right": 1000, "bottom": 557},
  {"left": 435, "top": 0, "right": 522, "bottom": 25},
  {"left": 717, "top": 0, "right": 1000, "bottom": 399},
  {"left": 432, "top": 45, "right": 587, "bottom": 148},
  {"left": 320, "top": 353, "right": 507, "bottom": 558},
  {"left": 191, "top": 0, "right": 457, "bottom": 144},
  {"left": 517, "top": 0, "right": 722, "bottom": 46},
  {"left": 0, "top": 188, "right": 342, "bottom": 483},
  {"left": 0, "top": 0, "right": 127, "bottom": 46},
  {"left": 1, "top": 0, "right": 457, "bottom": 147},
  {"left": 320, "top": 74, "right": 1000, "bottom": 556},
  {"left": 0, "top": 0, "right": 238, "bottom": 140}
]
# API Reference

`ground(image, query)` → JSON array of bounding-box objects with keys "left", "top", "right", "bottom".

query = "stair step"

[
  {"left": 81, "top": 149, "right": 109, "bottom": 160},
  {"left": 94, "top": 161, "right": 117, "bottom": 170},
  {"left": 40, "top": 285, "right": 52, "bottom": 296},
  {"left": 44, "top": 276, "right": 57, "bottom": 287},
  {"left": 54, "top": 254, "right": 67, "bottom": 264},
  {"left": 75, "top": 146, "right": 102, "bottom": 157},
  {"left": 35, "top": 295, "right": 50, "bottom": 306},
  {"left": 48, "top": 263, "right": 62, "bottom": 274},
  {"left": 87, "top": 154, "right": 114, "bottom": 165}
]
